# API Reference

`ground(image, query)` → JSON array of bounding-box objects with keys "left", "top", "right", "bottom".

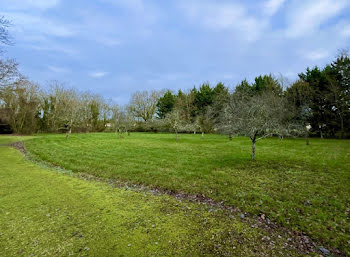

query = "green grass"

[
  {"left": 24, "top": 133, "right": 350, "bottom": 254},
  {"left": 0, "top": 136, "right": 303, "bottom": 256},
  {"left": 0, "top": 135, "right": 35, "bottom": 145}
]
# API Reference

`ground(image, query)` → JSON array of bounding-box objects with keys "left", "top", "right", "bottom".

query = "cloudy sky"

[{"left": 1, "top": 0, "right": 350, "bottom": 104}]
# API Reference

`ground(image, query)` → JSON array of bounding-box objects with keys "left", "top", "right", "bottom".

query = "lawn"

[
  {"left": 24, "top": 132, "right": 350, "bottom": 255},
  {"left": 0, "top": 136, "right": 306, "bottom": 256}
]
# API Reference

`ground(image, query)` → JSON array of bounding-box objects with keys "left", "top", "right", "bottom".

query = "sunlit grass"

[
  {"left": 0, "top": 135, "right": 35, "bottom": 144},
  {"left": 0, "top": 138, "right": 301, "bottom": 256},
  {"left": 24, "top": 132, "right": 350, "bottom": 254}
]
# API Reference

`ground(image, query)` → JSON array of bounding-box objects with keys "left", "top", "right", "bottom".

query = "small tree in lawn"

[
  {"left": 64, "top": 94, "right": 80, "bottom": 140},
  {"left": 186, "top": 119, "right": 200, "bottom": 134},
  {"left": 124, "top": 112, "right": 135, "bottom": 135},
  {"left": 197, "top": 107, "right": 213, "bottom": 139},
  {"left": 165, "top": 108, "right": 185, "bottom": 141},
  {"left": 112, "top": 106, "right": 134, "bottom": 138},
  {"left": 113, "top": 107, "right": 125, "bottom": 138},
  {"left": 219, "top": 91, "right": 300, "bottom": 160}
]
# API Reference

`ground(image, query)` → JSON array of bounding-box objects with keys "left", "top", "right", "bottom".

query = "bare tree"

[
  {"left": 81, "top": 92, "right": 110, "bottom": 132},
  {"left": 0, "top": 59, "right": 22, "bottom": 129},
  {"left": 39, "top": 82, "right": 116, "bottom": 135},
  {"left": 0, "top": 79, "right": 39, "bottom": 134},
  {"left": 175, "top": 89, "right": 196, "bottom": 126},
  {"left": 128, "top": 90, "right": 162, "bottom": 122},
  {"left": 0, "top": 59, "right": 21, "bottom": 93},
  {"left": 41, "top": 82, "right": 81, "bottom": 138},
  {"left": 112, "top": 106, "right": 135, "bottom": 138},
  {"left": 277, "top": 73, "right": 291, "bottom": 91},
  {"left": 185, "top": 119, "right": 200, "bottom": 134},
  {"left": 219, "top": 91, "right": 301, "bottom": 160},
  {"left": 165, "top": 108, "right": 186, "bottom": 141},
  {"left": 197, "top": 107, "right": 213, "bottom": 139},
  {"left": 64, "top": 90, "right": 80, "bottom": 139},
  {"left": 112, "top": 105, "right": 124, "bottom": 138},
  {"left": 0, "top": 16, "right": 12, "bottom": 48}
]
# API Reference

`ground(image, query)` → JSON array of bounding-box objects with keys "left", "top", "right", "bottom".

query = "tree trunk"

[
  {"left": 175, "top": 130, "right": 178, "bottom": 141},
  {"left": 66, "top": 128, "right": 71, "bottom": 140},
  {"left": 319, "top": 125, "right": 323, "bottom": 139},
  {"left": 339, "top": 114, "right": 344, "bottom": 139},
  {"left": 229, "top": 134, "right": 232, "bottom": 141},
  {"left": 19, "top": 115, "right": 26, "bottom": 133},
  {"left": 305, "top": 132, "right": 309, "bottom": 145},
  {"left": 251, "top": 139, "right": 256, "bottom": 160}
]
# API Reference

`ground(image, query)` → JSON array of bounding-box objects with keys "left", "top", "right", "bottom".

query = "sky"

[{"left": 1, "top": 0, "right": 350, "bottom": 104}]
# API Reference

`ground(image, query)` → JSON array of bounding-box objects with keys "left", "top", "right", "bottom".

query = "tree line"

[
  {"left": 138, "top": 58, "right": 350, "bottom": 141},
  {"left": 1, "top": 16, "right": 349, "bottom": 145}
]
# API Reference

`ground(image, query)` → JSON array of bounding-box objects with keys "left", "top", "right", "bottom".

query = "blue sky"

[{"left": 1, "top": 0, "right": 350, "bottom": 104}]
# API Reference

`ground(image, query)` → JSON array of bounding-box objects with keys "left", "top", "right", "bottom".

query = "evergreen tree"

[
  {"left": 299, "top": 67, "right": 332, "bottom": 137},
  {"left": 324, "top": 53, "right": 350, "bottom": 138},
  {"left": 235, "top": 79, "right": 253, "bottom": 95},
  {"left": 156, "top": 90, "right": 176, "bottom": 119},
  {"left": 252, "top": 74, "right": 282, "bottom": 95},
  {"left": 194, "top": 83, "right": 214, "bottom": 114}
]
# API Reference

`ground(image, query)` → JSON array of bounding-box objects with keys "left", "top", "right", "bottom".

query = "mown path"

[{"left": 0, "top": 136, "right": 340, "bottom": 256}]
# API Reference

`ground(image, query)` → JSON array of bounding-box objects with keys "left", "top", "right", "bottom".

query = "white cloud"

[
  {"left": 305, "top": 49, "right": 329, "bottom": 61},
  {"left": 28, "top": 44, "right": 78, "bottom": 56},
  {"left": 101, "top": 0, "right": 144, "bottom": 11},
  {"left": 99, "top": 0, "right": 158, "bottom": 25},
  {"left": 96, "top": 37, "right": 122, "bottom": 47},
  {"left": 1, "top": 0, "right": 60, "bottom": 10},
  {"left": 89, "top": 71, "right": 109, "bottom": 78},
  {"left": 222, "top": 74, "right": 236, "bottom": 80},
  {"left": 4, "top": 11, "right": 80, "bottom": 57},
  {"left": 286, "top": 0, "right": 350, "bottom": 38},
  {"left": 48, "top": 65, "right": 68, "bottom": 73},
  {"left": 263, "top": 0, "right": 286, "bottom": 16},
  {"left": 178, "top": 1, "right": 265, "bottom": 42},
  {"left": 6, "top": 12, "right": 76, "bottom": 38},
  {"left": 340, "top": 24, "right": 350, "bottom": 37}
]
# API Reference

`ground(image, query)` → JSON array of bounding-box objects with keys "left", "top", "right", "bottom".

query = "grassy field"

[
  {"left": 0, "top": 136, "right": 306, "bottom": 256},
  {"left": 24, "top": 132, "right": 350, "bottom": 255}
]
